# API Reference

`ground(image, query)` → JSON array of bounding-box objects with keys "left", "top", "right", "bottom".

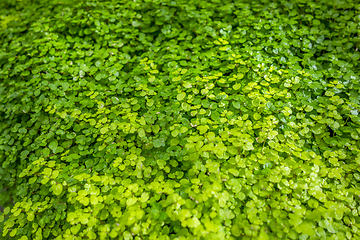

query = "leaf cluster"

[{"left": 0, "top": 0, "right": 360, "bottom": 239}]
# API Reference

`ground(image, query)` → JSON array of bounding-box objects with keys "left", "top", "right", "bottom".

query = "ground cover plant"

[{"left": 0, "top": 0, "right": 360, "bottom": 239}]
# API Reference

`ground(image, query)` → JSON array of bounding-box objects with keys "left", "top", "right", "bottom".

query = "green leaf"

[
  {"left": 233, "top": 83, "right": 241, "bottom": 90},
  {"left": 100, "top": 127, "right": 109, "bottom": 134},
  {"left": 211, "top": 111, "right": 220, "bottom": 121},
  {"left": 126, "top": 198, "right": 137, "bottom": 206},
  {"left": 52, "top": 184, "right": 63, "bottom": 196},
  {"left": 153, "top": 139, "right": 165, "bottom": 148},
  {"left": 177, "top": 92, "right": 186, "bottom": 101},
  {"left": 138, "top": 128, "right": 146, "bottom": 137},
  {"left": 181, "top": 102, "right": 191, "bottom": 111},
  {"left": 171, "top": 130, "right": 179, "bottom": 137},
  {"left": 305, "top": 105, "right": 314, "bottom": 112},
  {"left": 232, "top": 101, "right": 241, "bottom": 109},
  {"left": 253, "top": 113, "right": 261, "bottom": 120},
  {"left": 49, "top": 140, "right": 58, "bottom": 153}
]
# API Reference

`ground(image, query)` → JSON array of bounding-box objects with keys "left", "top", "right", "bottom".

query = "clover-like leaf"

[{"left": 51, "top": 184, "right": 63, "bottom": 196}]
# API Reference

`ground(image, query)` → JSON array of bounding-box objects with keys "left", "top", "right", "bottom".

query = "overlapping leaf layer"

[{"left": 0, "top": 0, "right": 360, "bottom": 239}]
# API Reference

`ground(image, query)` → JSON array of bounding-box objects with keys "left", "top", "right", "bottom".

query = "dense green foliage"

[{"left": 0, "top": 0, "right": 360, "bottom": 239}]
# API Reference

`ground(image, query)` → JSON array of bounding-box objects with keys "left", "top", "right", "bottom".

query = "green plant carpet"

[{"left": 0, "top": 0, "right": 360, "bottom": 239}]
